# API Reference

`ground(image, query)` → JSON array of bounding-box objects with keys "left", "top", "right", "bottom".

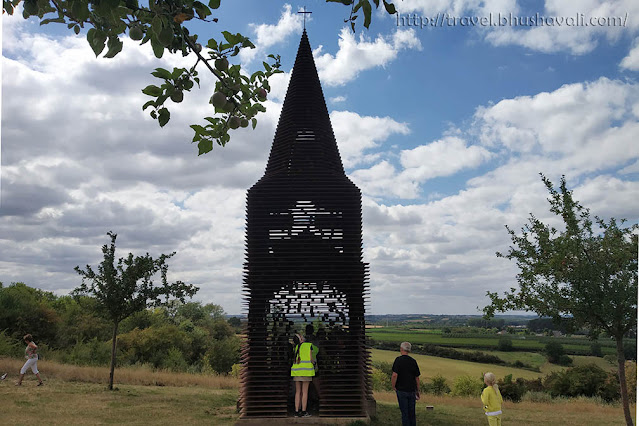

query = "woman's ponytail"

[{"left": 293, "top": 334, "right": 302, "bottom": 364}]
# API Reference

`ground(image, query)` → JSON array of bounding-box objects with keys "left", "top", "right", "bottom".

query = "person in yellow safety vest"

[
  {"left": 291, "top": 333, "right": 316, "bottom": 418},
  {"left": 481, "top": 372, "right": 503, "bottom": 426}
]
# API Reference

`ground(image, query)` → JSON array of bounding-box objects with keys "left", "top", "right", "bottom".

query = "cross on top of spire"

[{"left": 298, "top": 6, "right": 312, "bottom": 29}]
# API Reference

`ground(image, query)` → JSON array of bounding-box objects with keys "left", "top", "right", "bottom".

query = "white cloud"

[
  {"left": 239, "top": 4, "right": 303, "bottom": 65},
  {"left": 314, "top": 28, "right": 422, "bottom": 86},
  {"left": 620, "top": 37, "right": 639, "bottom": 70},
  {"left": 2, "top": 7, "right": 638, "bottom": 316},
  {"left": 400, "top": 137, "right": 493, "bottom": 182},
  {"left": 348, "top": 76, "right": 638, "bottom": 313},
  {"left": 475, "top": 78, "right": 639, "bottom": 174},
  {"left": 330, "top": 111, "right": 409, "bottom": 168},
  {"left": 351, "top": 137, "right": 492, "bottom": 199},
  {"left": 330, "top": 95, "right": 347, "bottom": 103},
  {"left": 0, "top": 13, "right": 282, "bottom": 313}
]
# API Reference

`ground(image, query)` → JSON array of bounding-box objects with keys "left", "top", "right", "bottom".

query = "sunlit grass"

[
  {"left": 0, "top": 357, "right": 237, "bottom": 389},
  {"left": 373, "top": 391, "right": 634, "bottom": 425},
  {"left": 371, "top": 349, "right": 543, "bottom": 380},
  {"left": 0, "top": 356, "right": 634, "bottom": 425}
]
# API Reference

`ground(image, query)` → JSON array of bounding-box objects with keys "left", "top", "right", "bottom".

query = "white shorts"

[{"left": 20, "top": 358, "right": 39, "bottom": 375}]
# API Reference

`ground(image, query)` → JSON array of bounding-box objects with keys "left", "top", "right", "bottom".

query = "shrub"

[
  {"left": 544, "top": 364, "right": 619, "bottom": 401},
  {"left": 626, "top": 361, "right": 637, "bottom": 403},
  {"left": 231, "top": 363, "right": 243, "bottom": 379},
  {"left": 497, "top": 335, "right": 513, "bottom": 351},
  {"left": 200, "top": 354, "right": 216, "bottom": 375},
  {"left": 522, "top": 377, "right": 544, "bottom": 393},
  {"left": 419, "top": 380, "right": 433, "bottom": 394},
  {"left": 371, "top": 367, "right": 391, "bottom": 391},
  {"left": 545, "top": 341, "right": 572, "bottom": 365},
  {"left": 452, "top": 374, "right": 483, "bottom": 397},
  {"left": 497, "top": 375, "right": 527, "bottom": 402},
  {"left": 372, "top": 361, "right": 393, "bottom": 378},
  {"left": 117, "top": 324, "right": 193, "bottom": 368},
  {"left": 161, "top": 347, "right": 188, "bottom": 372},
  {"left": 521, "top": 391, "right": 552, "bottom": 403},
  {"left": 556, "top": 354, "right": 573, "bottom": 366},
  {"left": 63, "top": 337, "right": 111, "bottom": 366},
  {"left": 598, "top": 371, "right": 620, "bottom": 402},
  {"left": 0, "top": 330, "right": 21, "bottom": 357},
  {"left": 416, "top": 344, "right": 504, "bottom": 365},
  {"left": 543, "top": 371, "right": 569, "bottom": 398},
  {"left": 206, "top": 336, "right": 240, "bottom": 374},
  {"left": 431, "top": 374, "right": 450, "bottom": 395},
  {"left": 603, "top": 354, "right": 616, "bottom": 365}
]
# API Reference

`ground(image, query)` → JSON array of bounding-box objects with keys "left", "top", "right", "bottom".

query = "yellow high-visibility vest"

[{"left": 291, "top": 342, "right": 315, "bottom": 377}]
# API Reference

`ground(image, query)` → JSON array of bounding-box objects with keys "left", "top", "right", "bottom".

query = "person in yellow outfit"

[
  {"left": 481, "top": 372, "right": 503, "bottom": 425},
  {"left": 291, "top": 333, "right": 316, "bottom": 417}
]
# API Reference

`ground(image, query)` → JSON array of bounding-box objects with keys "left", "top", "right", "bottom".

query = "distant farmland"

[{"left": 367, "top": 327, "right": 622, "bottom": 355}]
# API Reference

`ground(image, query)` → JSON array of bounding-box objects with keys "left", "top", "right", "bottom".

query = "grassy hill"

[
  {"left": 371, "top": 349, "right": 543, "bottom": 380},
  {"left": 451, "top": 348, "right": 616, "bottom": 374}
]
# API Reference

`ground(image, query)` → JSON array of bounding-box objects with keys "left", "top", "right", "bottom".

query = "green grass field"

[
  {"left": 1, "top": 379, "right": 633, "bottom": 425},
  {"left": 371, "top": 349, "right": 616, "bottom": 381},
  {"left": 452, "top": 348, "right": 617, "bottom": 373},
  {"left": 1, "top": 356, "right": 634, "bottom": 425},
  {"left": 371, "top": 349, "right": 544, "bottom": 381},
  {"left": 368, "top": 328, "right": 620, "bottom": 355}
]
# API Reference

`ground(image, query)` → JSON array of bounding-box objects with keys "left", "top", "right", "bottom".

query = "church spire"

[{"left": 264, "top": 30, "right": 344, "bottom": 175}]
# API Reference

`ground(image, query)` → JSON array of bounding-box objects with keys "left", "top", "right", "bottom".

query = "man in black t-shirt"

[{"left": 391, "top": 341, "right": 421, "bottom": 426}]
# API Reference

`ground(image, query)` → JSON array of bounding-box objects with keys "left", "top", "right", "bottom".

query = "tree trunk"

[
  {"left": 616, "top": 337, "right": 633, "bottom": 426},
  {"left": 108, "top": 321, "right": 119, "bottom": 391}
]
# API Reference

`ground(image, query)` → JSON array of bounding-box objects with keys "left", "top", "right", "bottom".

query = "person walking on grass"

[
  {"left": 392, "top": 341, "right": 420, "bottom": 426},
  {"left": 291, "top": 333, "right": 316, "bottom": 417},
  {"left": 481, "top": 372, "right": 503, "bottom": 425},
  {"left": 16, "top": 334, "right": 43, "bottom": 386}
]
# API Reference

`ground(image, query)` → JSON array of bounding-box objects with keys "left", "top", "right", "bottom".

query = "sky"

[{"left": 1, "top": 0, "right": 638, "bottom": 315}]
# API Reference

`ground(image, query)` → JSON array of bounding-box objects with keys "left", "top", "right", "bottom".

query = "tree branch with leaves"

[{"left": 4, "top": 0, "right": 397, "bottom": 154}]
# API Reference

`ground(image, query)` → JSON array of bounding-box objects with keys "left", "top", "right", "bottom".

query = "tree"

[
  {"left": 73, "top": 231, "right": 198, "bottom": 390},
  {"left": 484, "top": 174, "right": 638, "bottom": 425},
  {"left": 497, "top": 335, "right": 513, "bottom": 351},
  {"left": 3, "top": 0, "right": 397, "bottom": 154},
  {"left": 544, "top": 341, "right": 572, "bottom": 366},
  {"left": 0, "top": 282, "right": 60, "bottom": 344}
]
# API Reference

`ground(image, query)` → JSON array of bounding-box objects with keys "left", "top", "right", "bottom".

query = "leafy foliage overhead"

[{"left": 3, "top": 0, "right": 396, "bottom": 154}]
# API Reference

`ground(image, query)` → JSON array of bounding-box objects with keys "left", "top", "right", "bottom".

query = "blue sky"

[{"left": 1, "top": 1, "right": 638, "bottom": 315}]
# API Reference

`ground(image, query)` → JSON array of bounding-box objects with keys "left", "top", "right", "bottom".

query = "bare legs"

[
  {"left": 295, "top": 381, "right": 302, "bottom": 412},
  {"left": 15, "top": 372, "right": 42, "bottom": 385},
  {"left": 294, "top": 381, "right": 311, "bottom": 413},
  {"left": 301, "top": 381, "right": 310, "bottom": 411}
]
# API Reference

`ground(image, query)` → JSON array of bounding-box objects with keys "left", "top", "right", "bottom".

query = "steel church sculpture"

[{"left": 239, "top": 30, "right": 372, "bottom": 419}]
